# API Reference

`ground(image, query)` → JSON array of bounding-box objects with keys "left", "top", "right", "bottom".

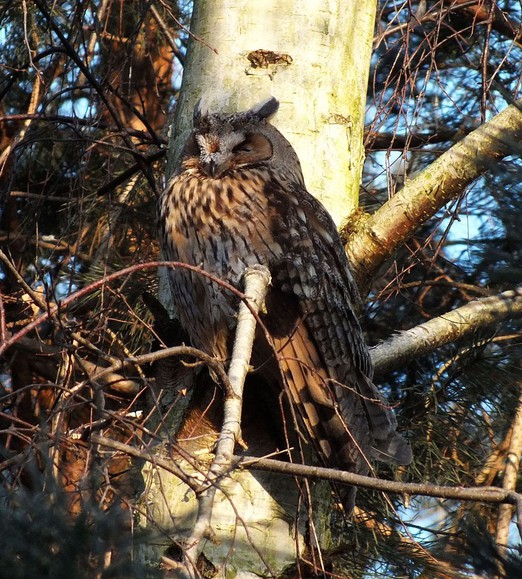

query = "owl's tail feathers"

[
  {"left": 355, "top": 373, "right": 413, "bottom": 466},
  {"left": 269, "top": 330, "right": 411, "bottom": 513},
  {"left": 274, "top": 338, "right": 362, "bottom": 514}
]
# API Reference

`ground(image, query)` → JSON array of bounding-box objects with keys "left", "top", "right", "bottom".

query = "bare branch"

[
  {"left": 0, "top": 261, "right": 248, "bottom": 356},
  {"left": 32, "top": 0, "right": 158, "bottom": 194},
  {"left": 235, "top": 455, "right": 520, "bottom": 506},
  {"left": 90, "top": 434, "right": 197, "bottom": 489},
  {"left": 365, "top": 128, "right": 462, "bottom": 150},
  {"left": 347, "top": 99, "right": 522, "bottom": 289},
  {"left": 496, "top": 382, "right": 522, "bottom": 550},
  {"left": 0, "top": 67, "right": 41, "bottom": 179},
  {"left": 450, "top": 0, "right": 522, "bottom": 46},
  {"left": 9, "top": 336, "right": 141, "bottom": 394},
  {"left": 149, "top": 3, "right": 186, "bottom": 66},
  {"left": 371, "top": 286, "right": 522, "bottom": 376},
  {"left": 181, "top": 266, "right": 271, "bottom": 578}
]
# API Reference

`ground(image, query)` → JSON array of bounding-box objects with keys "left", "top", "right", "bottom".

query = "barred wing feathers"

[{"left": 262, "top": 179, "right": 412, "bottom": 475}]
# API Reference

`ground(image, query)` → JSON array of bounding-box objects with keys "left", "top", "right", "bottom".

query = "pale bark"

[
  {"left": 371, "top": 287, "right": 522, "bottom": 376},
  {"left": 168, "top": 0, "right": 377, "bottom": 225},
  {"left": 347, "top": 99, "right": 522, "bottom": 289},
  {"left": 177, "top": 266, "right": 271, "bottom": 578},
  {"left": 141, "top": 269, "right": 306, "bottom": 577},
  {"left": 496, "top": 383, "right": 522, "bottom": 552},
  {"left": 148, "top": 1, "right": 379, "bottom": 575}
]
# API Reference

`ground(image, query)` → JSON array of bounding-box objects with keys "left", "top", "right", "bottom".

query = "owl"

[{"left": 158, "top": 97, "right": 412, "bottom": 511}]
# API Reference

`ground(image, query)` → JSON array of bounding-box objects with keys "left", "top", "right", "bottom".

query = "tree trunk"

[
  {"left": 142, "top": 1, "right": 378, "bottom": 575},
  {"left": 167, "top": 0, "right": 376, "bottom": 225}
]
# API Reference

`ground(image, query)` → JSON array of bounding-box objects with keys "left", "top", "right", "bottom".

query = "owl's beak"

[
  {"left": 200, "top": 156, "right": 228, "bottom": 178},
  {"left": 205, "top": 159, "right": 218, "bottom": 177}
]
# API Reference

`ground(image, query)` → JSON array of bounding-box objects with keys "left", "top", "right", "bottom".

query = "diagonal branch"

[
  {"left": 180, "top": 265, "right": 271, "bottom": 578},
  {"left": 0, "top": 260, "right": 250, "bottom": 356},
  {"left": 370, "top": 286, "right": 522, "bottom": 376},
  {"left": 347, "top": 99, "right": 522, "bottom": 290}
]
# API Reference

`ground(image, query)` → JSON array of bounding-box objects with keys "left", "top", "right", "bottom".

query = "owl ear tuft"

[
  {"left": 193, "top": 98, "right": 210, "bottom": 127},
  {"left": 250, "top": 97, "right": 279, "bottom": 121}
]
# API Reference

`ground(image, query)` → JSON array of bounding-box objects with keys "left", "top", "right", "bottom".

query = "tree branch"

[
  {"left": 32, "top": 0, "right": 158, "bottom": 194},
  {"left": 9, "top": 336, "right": 141, "bottom": 394},
  {"left": 149, "top": 3, "right": 186, "bottom": 66},
  {"left": 370, "top": 287, "right": 522, "bottom": 376},
  {"left": 235, "top": 455, "right": 520, "bottom": 507},
  {"left": 0, "top": 260, "right": 247, "bottom": 356},
  {"left": 347, "top": 99, "right": 522, "bottom": 289},
  {"left": 496, "top": 381, "right": 522, "bottom": 551},
  {"left": 90, "top": 434, "right": 197, "bottom": 489},
  {"left": 181, "top": 266, "right": 271, "bottom": 578}
]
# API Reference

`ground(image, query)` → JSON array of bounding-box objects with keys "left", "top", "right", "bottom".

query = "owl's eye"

[
  {"left": 231, "top": 134, "right": 272, "bottom": 163},
  {"left": 232, "top": 139, "right": 254, "bottom": 154}
]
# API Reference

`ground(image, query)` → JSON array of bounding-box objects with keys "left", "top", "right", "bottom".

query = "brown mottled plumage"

[{"left": 158, "top": 97, "right": 411, "bottom": 511}]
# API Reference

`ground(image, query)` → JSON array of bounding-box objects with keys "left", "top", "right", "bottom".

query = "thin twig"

[
  {"left": 235, "top": 455, "right": 522, "bottom": 506},
  {"left": 94, "top": 149, "right": 166, "bottom": 198},
  {"left": 0, "top": 293, "right": 6, "bottom": 345},
  {"left": 155, "top": 0, "right": 219, "bottom": 55},
  {"left": 32, "top": 0, "right": 158, "bottom": 194},
  {"left": 149, "top": 2, "right": 186, "bottom": 65},
  {"left": 0, "top": 260, "right": 250, "bottom": 355}
]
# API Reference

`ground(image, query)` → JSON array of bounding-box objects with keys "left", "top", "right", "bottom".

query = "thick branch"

[
  {"left": 371, "top": 287, "right": 522, "bottom": 376},
  {"left": 347, "top": 99, "right": 522, "bottom": 289},
  {"left": 181, "top": 266, "right": 271, "bottom": 578}
]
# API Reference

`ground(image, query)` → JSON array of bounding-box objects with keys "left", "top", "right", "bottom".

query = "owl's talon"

[{"left": 236, "top": 430, "right": 248, "bottom": 451}]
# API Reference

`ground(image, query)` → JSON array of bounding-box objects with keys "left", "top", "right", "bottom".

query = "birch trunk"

[
  {"left": 168, "top": 0, "right": 376, "bottom": 225},
  {"left": 142, "top": 1, "right": 378, "bottom": 575}
]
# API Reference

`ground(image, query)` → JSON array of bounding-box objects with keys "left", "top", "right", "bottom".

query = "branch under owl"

[
  {"left": 178, "top": 265, "right": 271, "bottom": 579},
  {"left": 57, "top": 282, "right": 522, "bottom": 389}
]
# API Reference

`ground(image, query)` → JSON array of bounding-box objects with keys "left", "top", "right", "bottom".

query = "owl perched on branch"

[{"left": 158, "top": 97, "right": 412, "bottom": 511}]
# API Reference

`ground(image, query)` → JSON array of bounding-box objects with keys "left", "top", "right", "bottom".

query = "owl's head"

[{"left": 179, "top": 97, "right": 301, "bottom": 181}]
